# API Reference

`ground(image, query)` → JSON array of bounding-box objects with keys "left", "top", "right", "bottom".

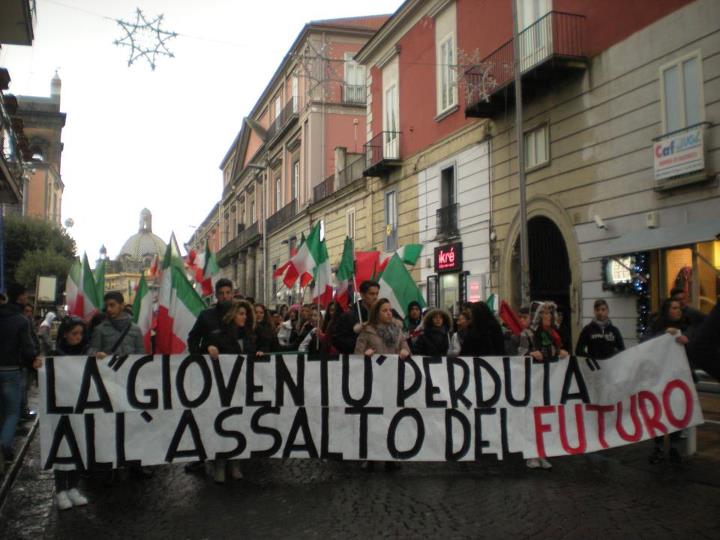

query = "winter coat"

[
  {"left": 354, "top": 320, "right": 410, "bottom": 356},
  {"left": 206, "top": 324, "right": 257, "bottom": 356},
  {"left": 414, "top": 327, "right": 451, "bottom": 356},
  {"left": 575, "top": 320, "right": 625, "bottom": 360},
  {"left": 460, "top": 325, "right": 505, "bottom": 357},
  {"left": 187, "top": 304, "right": 228, "bottom": 354},
  {"left": 333, "top": 302, "right": 370, "bottom": 354},
  {"left": 87, "top": 314, "right": 145, "bottom": 356},
  {"left": 255, "top": 321, "right": 280, "bottom": 353},
  {"left": 0, "top": 303, "right": 37, "bottom": 368},
  {"left": 518, "top": 325, "right": 563, "bottom": 361}
]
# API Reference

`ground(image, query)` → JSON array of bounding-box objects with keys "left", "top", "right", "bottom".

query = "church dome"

[{"left": 118, "top": 209, "right": 166, "bottom": 265}]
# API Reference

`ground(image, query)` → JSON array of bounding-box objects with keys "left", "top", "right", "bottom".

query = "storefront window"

[
  {"left": 663, "top": 241, "right": 719, "bottom": 314},
  {"left": 439, "top": 273, "right": 459, "bottom": 314}
]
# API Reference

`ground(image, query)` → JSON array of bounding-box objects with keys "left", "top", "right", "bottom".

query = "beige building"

[{"left": 474, "top": 0, "right": 720, "bottom": 346}]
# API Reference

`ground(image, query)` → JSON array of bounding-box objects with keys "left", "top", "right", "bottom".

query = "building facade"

[{"left": 213, "top": 16, "right": 388, "bottom": 302}]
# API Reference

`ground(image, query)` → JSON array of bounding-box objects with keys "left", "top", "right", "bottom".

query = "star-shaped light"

[{"left": 113, "top": 8, "right": 177, "bottom": 70}]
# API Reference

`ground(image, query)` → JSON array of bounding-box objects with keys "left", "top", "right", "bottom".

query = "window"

[
  {"left": 516, "top": 0, "right": 551, "bottom": 71},
  {"left": 274, "top": 173, "right": 282, "bottom": 212},
  {"left": 344, "top": 52, "right": 365, "bottom": 104},
  {"left": 346, "top": 207, "right": 356, "bottom": 238},
  {"left": 250, "top": 198, "right": 256, "bottom": 223},
  {"left": 438, "top": 164, "right": 458, "bottom": 236},
  {"left": 440, "top": 165, "right": 456, "bottom": 207},
  {"left": 292, "top": 160, "right": 300, "bottom": 201},
  {"left": 384, "top": 85, "right": 399, "bottom": 158},
  {"left": 274, "top": 95, "right": 282, "bottom": 125},
  {"left": 291, "top": 76, "right": 299, "bottom": 112},
  {"left": 524, "top": 124, "right": 549, "bottom": 169},
  {"left": 385, "top": 191, "right": 397, "bottom": 251},
  {"left": 661, "top": 52, "right": 703, "bottom": 133},
  {"left": 437, "top": 34, "right": 456, "bottom": 113}
]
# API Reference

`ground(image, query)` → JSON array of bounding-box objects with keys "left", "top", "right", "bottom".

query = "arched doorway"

[{"left": 511, "top": 216, "right": 572, "bottom": 340}]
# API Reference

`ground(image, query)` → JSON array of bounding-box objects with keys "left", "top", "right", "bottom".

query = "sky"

[{"left": 0, "top": 0, "right": 402, "bottom": 260}]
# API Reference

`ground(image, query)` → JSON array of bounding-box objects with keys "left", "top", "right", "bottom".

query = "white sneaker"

[
  {"left": 526, "top": 458, "right": 541, "bottom": 469},
  {"left": 539, "top": 458, "right": 552, "bottom": 470},
  {"left": 56, "top": 490, "right": 73, "bottom": 511},
  {"left": 229, "top": 461, "right": 243, "bottom": 480},
  {"left": 67, "top": 488, "right": 88, "bottom": 506}
]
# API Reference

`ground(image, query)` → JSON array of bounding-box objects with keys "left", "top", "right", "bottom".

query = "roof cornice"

[{"left": 355, "top": 0, "right": 424, "bottom": 64}]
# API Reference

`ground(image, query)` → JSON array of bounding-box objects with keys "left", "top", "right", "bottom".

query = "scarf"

[
  {"left": 375, "top": 322, "right": 401, "bottom": 348},
  {"left": 593, "top": 318, "right": 611, "bottom": 329},
  {"left": 109, "top": 314, "right": 131, "bottom": 333}
]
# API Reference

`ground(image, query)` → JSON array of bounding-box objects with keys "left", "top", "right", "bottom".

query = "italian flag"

[
  {"left": 378, "top": 243, "right": 423, "bottom": 273},
  {"left": 93, "top": 258, "right": 106, "bottom": 305},
  {"left": 132, "top": 273, "right": 153, "bottom": 353},
  {"left": 156, "top": 236, "right": 205, "bottom": 354},
  {"left": 65, "top": 258, "right": 83, "bottom": 317},
  {"left": 81, "top": 253, "right": 101, "bottom": 320},
  {"left": 310, "top": 231, "right": 333, "bottom": 308},
  {"left": 199, "top": 239, "right": 219, "bottom": 297},
  {"left": 335, "top": 236, "right": 354, "bottom": 310},
  {"left": 283, "top": 222, "right": 324, "bottom": 289},
  {"left": 274, "top": 232, "right": 305, "bottom": 280},
  {"left": 378, "top": 254, "right": 426, "bottom": 319}
]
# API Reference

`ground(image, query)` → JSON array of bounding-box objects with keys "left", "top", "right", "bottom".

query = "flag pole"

[{"left": 352, "top": 275, "right": 363, "bottom": 323}]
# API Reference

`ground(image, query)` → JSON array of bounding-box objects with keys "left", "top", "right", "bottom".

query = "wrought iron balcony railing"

[
  {"left": 363, "top": 131, "right": 401, "bottom": 177},
  {"left": 266, "top": 199, "right": 297, "bottom": 235},
  {"left": 436, "top": 203, "right": 459, "bottom": 238}
]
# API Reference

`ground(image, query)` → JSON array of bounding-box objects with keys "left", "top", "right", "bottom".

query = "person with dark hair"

[
  {"left": 0, "top": 284, "right": 40, "bottom": 467},
  {"left": 52, "top": 318, "right": 89, "bottom": 510},
  {"left": 519, "top": 301, "right": 568, "bottom": 470},
  {"left": 449, "top": 309, "right": 471, "bottom": 356},
  {"left": 405, "top": 301, "right": 422, "bottom": 332},
  {"left": 355, "top": 298, "right": 410, "bottom": 358},
  {"left": 643, "top": 297, "right": 692, "bottom": 465},
  {"left": 414, "top": 309, "right": 453, "bottom": 356},
  {"left": 318, "top": 301, "right": 342, "bottom": 355},
  {"left": 576, "top": 299, "right": 625, "bottom": 360},
  {"left": 687, "top": 299, "right": 720, "bottom": 382},
  {"left": 254, "top": 303, "right": 280, "bottom": 353},
  {"left": 88, "top": 292, "right": 145, "bottom": 358},
  {"left": 206, "top": 300, "right": 258, "bottom": 482},
  {"left": 460, "top": 301, "right": 505, "bottom": 357},
  {"left": 187, "top": 278, "right": 234, "bottom": 354},
  {"left": 670, "top": 286, "right": 706, "bottom": 328},
  {"left": 333, "top": 279, "right": 380, "bottom": 354}
]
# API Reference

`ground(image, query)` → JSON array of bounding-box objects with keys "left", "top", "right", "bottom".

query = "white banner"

[{"left": 39, "top": 335, "right": 703, "bottom": 469}]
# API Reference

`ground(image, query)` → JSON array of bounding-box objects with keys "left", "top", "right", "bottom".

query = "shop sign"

[
  {"left": 434, "top": 242, "right": 462, "bottom": 274},
  {"left": 653, "top": 125, "right": 705, "bottom": 181}
]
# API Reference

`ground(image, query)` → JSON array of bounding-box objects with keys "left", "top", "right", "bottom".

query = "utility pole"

[{"left": 512, "top": 0, "right": 531, "bottom": 306}]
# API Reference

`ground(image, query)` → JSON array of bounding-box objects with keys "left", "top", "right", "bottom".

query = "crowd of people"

[{"left": 1, "top": 277, "right": 719, "bottom": 511}]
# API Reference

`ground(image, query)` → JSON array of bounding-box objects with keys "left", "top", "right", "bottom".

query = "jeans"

[
  {"left": 0, "top": 369, "right": 23, "bottom": 455},
  {"left": 55, "top": 470, "right": 80, "bottom": 492}
]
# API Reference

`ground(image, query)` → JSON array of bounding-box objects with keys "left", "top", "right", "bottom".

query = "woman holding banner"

[
  {"left": 206, "top": 300, "right": 259, "bottom": 482},
  {"left": 519, "top": 301, "right": 569, "bottom": 471},
  {"left": 460, "top": 302, "right": 505, "bottom": 357},
  {"left": 52, "top": 318, "right": 90, "bottom": 510},
  {"left": 355, "top": 298, "right": 411, "bottom": 359}
]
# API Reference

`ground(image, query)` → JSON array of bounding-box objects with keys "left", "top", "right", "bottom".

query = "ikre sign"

[{"left": 434, "top": 242, "right": 462, "bottom": 274}]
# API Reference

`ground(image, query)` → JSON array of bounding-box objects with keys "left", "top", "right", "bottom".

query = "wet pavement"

[{"left": 1, "top": 394, "right": 720, "bottom": 539}]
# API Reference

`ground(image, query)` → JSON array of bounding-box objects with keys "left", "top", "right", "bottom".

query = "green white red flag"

[
  {"left": 283, "top": 223, "right": 323, "bottom": 289},
  {"left": 378, "top": 254, "right": 426, "bottom": 319},
  {"left": 93, "top": 258, "right": 106, "bottom": 307},
  {"left": 132, "top": 273, "right": 153, "bottom": 353},
  {"left": 65, "top": 258, "right": 83, "bottom": 317},
  {"left": 81, "top": 253, "right": 101, "bottom": 320},
  {"left": 156, "top": 235, "right": 205, "bottom": 354},
  {"left": 335, "top": 236, "right": 354, "bottom": 310},
  {"left": 200, "top": 239, "right": 219, "bottom": 297},
  {"left": 310, "top": 229, "right": 333, "bottom": 308}
]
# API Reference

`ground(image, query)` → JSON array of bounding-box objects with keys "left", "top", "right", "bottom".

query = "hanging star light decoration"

[{"left": 113, "top": 8, "right": 177, "bottom": 70}]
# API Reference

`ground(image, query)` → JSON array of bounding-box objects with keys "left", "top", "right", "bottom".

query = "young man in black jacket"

[
  {"left": 0, "top": 284, "right": 40, "bottom": 464},
  {"left": 575, "top": 299, "right": 625, "bottom": 360},
  {"left": 332, "top": 280, "right": 379, "bottom": 354},
  {"left": 187, "top": 278, "right": 234, "bottom": 354}
]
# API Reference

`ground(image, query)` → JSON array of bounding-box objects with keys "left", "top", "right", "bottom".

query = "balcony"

[
  {"left": 363, "top": 131, "right": 401, "bottom": 177},
  {"left": 436, "top": 204, "right": 459, "bottom": 239},
  {"left": 465, "top": 11, "right": 587, "bottom": 118},
  {"left": 313, "top": 173, "right": 334, "bottom": 203},
  {"left": 266, "top": 199, "right": 297, "bottom": 235},
  {"left": 216, "top": 222, "right": 260, "bottom": 266},
  {"left": 266, "top": 99, "right": 300, "bottom": 146},
  {"left": 343, "top": 84, "right": 366, "bottom": 105},
  {"left": 0, "top": 88, "right": 27, "bottom": 204}
]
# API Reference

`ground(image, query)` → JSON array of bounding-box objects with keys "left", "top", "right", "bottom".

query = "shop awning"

[{"left": 590, "top": 219, "right": 720, "bottom": 259}]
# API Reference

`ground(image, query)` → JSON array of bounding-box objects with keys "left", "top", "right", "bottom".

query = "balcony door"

[
  {"left": 517, "top": 0, "right": 552, "bottom": 72},
  {"left": 383, "top": 84, "right": 399, "bottom": 159}
]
